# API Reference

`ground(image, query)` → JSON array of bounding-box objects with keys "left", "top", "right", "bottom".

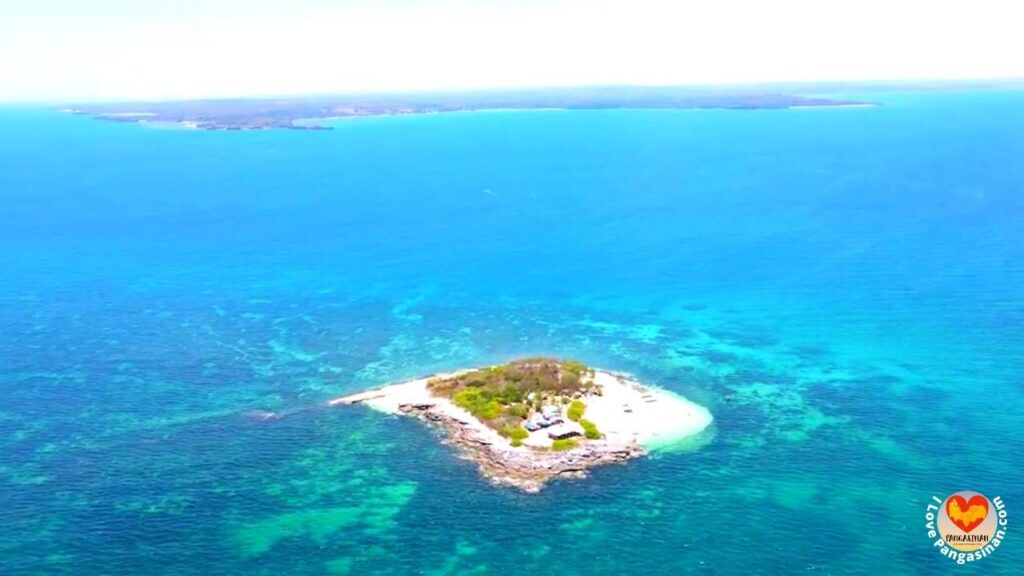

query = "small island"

[{"left": 332, "top": 357, "right": 713, "bottom": 492}]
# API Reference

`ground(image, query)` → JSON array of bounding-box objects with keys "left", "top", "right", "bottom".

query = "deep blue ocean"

[{"left": 1, "top": 90, "right": 1022, "bottom": 575}]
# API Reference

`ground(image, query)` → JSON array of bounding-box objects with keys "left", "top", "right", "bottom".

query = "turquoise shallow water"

[{"left": 1, "top": 90, "right": 1022, "bottom": 574}]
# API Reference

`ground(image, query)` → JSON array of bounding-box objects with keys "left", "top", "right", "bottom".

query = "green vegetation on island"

[
  {"left": 551, "top": 438, "right": 580, "bottom": 451},
  {"left": 579, "top": 418, "right": 602, "bottom": 440},
  {"left": 564, "top": 398, "right": 602, "bottom": 439},
  {"left": 566, "top": 399, "right": 585, "bottom": 421},
  {"left": 427, "top": 358, "right": 600, "bottom": 442},
  {"left": 499, "top": 425, "right": 530, "bottom": 447}
]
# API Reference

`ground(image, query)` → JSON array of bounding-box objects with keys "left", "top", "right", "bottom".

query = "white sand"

[
  {"left": 332, "top": 367, "right": 712, "bottom": 451},
  {"left": 330, "top": 371, "right": 512, "bottom": 449},
  {"left": 585, "top": 370, "right": 713, "bottom": 449}
]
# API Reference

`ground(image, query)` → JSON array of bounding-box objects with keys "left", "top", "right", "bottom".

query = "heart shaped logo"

[{"left": 946, "top": 495, "right": 989, "bottom": 533}]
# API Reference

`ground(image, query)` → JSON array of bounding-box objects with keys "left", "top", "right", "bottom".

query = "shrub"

[
  {"left": 453, "top": 388, "right": 503, "bottom": 420},
  {"left": 560, "top": 360, "right": 587, "bottom": 376},
  {"left": 567, "top": 400, "right": 586, "bottom": 422},
  {"left": 551, "top": 438, "right": 579, "bottom": 451},
  {"left": 477, "top": 400, "right": 503, "bottom": 420},
  {"left": 505, "top": 403, "right": 530, "bottom": 419},
  {"left": 499, "top": 384, "right": 525, "bottom": 404},
  {"left": 452, "top": 387, "right": 483, "bottom": 408},
  {"left": 561, "top": 371, "right": 580, "bottom": 389},
  {"left": 511, "top": 438, "right": 523, "bottom": 447},
  {"left": 500, "top": 425, "right": 529, "bottom": 441},
  {"left": 579, "top": 418, "right": 601, "bottom": 440},
  {"left": 535, "top": 371, "right": 559, "bottom": 390}
]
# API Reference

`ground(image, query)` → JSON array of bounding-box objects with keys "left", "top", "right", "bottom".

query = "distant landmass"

[{"left": 65, "top": 85, "right": 877, "bottom": 130}]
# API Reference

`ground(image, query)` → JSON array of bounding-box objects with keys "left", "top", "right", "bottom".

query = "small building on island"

[{"left": 547, "top": 423, "right": 583, "bottom": 441}]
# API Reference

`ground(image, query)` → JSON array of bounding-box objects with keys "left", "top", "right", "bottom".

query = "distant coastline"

[
  {"left": 63, "top": 85, "right": 877, "bottom": 131},
  {"left": 788, "top": 103, "right": 877, "bottom": 109}
]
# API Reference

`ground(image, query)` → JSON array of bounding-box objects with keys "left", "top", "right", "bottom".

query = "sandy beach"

[
  {"left": 330, "top": 369, "right": 511, "bottom": 449},
  {"left": 585, "top": 370, "right": 714, "bottom": 448}
]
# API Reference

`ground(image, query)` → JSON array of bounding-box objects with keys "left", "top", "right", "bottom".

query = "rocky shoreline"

[{"left": 341, "top": 395, "right": 646, "bottom": 492}]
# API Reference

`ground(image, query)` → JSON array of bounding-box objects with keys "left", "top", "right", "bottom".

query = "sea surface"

[{"left": 1, "top": 90, "right": 1022, "bottom": 575}]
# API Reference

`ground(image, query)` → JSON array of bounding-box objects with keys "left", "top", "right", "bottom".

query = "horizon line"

[{"left": 4, "top": 76, "right": 1024, "bottom": 107}]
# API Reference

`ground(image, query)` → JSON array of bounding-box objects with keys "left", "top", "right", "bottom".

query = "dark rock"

[{"left": 398, "top": 403, "right": 646, "bottom": 493}]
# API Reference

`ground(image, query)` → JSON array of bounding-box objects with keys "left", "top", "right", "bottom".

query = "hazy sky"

[{"left": 1, "top": 0, "right": 1022, "bottom": 102}]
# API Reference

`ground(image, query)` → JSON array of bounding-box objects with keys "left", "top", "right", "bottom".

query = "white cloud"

[{"left": 1, "top": 0, "right": 1021, "bottom": 101}]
